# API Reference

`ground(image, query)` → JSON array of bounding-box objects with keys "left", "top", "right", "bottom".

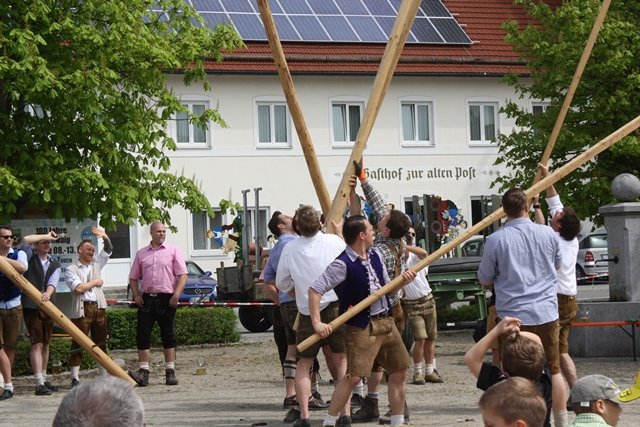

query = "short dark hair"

[
  {"left": 77, "top": 239, "right": 95, "bottom": 252},
  {"left": 558, "top": 207, "right": 581, "bottom": 241},
  {"left": 501, "top": 334, "right": 546, "bottom": 381},
  {"left": 386, "top": 210, "right": 412, "bottom": 239},
  {"left": 294, "top": 205, "right": 321, "bottom": 237},
  {"left": 268, "top": 211, "right": 284, "bottom": 236},
  {"left": 502, "top": 188, "right": 527, "bottom": 218},
  {"left": 343, "top": 215, "right": 368, "bottom": 245}
]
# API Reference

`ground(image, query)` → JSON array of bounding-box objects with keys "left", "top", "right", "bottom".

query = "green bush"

[
  {"left": 437, "top": 303, "right": 479, "bottom": 323},
  {"left": 14, "top": 306, "right": 239, "bottom": 377}
]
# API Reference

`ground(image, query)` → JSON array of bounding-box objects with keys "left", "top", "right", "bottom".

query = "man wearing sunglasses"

[{"left": 0, "top": 225, "right": 28, "bottom": 401}]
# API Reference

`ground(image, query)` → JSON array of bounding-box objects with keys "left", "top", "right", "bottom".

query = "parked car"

[
  {"left": 576, "top": 231, "right": 609, "bottom": 282},
  {"left": 458, "top": 235, "right": 485, "bottom": 257},
  {"left": 127, "top": 260, "right": 217, "bottom": 304}
]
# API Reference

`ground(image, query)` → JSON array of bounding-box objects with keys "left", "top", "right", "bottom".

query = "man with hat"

[{"left": 569, "top": 374, "right": 627, "bottom": 426}]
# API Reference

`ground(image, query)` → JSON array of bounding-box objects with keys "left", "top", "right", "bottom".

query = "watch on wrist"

[{"left": 533, "top": 204, "right": 541, "bottom": 209}]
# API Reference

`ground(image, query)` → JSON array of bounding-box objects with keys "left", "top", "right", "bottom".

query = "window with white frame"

[
  {"left": 244, "top": 207, "right": 270, "bottom": 248},
  {"left": 401, "top": 101, "right": 433, "bottom": 145},
  {"left": 332, "top": 101, "right": 363, "bottom": 145},
  {"left": 175, "top": 101, "right": 209, "bottom": 145},
  {"left": 192, "top": 209, "right": 225, "bottom": 251},
  {"left": 532, "top": 102, "right": 549, "bottom": 116},
  {"left": 468, "top": 101, "right": 499, "bottom": 144},
  {"left": 256, "top": 102, "right": 291, "bottom": 147}
]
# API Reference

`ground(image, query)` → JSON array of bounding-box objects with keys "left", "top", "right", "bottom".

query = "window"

[
  {"left": 332, "top": 102, "right": 363, "bottom": 145},
  {"left": 108, "top": 223, "right": 131, "bottom": 259},
  {"left": 468, "top": 102, "right": 499, "bottom": 144},
  {"left": 532, "top": 102, "right": 549, "bottom": 116},
  {"left": 257, "top": 102, "right": 291, "bottom": 147},
  {"left": 244, "top": 207, "right": 270, "bottom": 248},
  {"left": 192, "top": 210, "right": 225, "bottom": 251},
  {"left": 175, "top": 102, "right": 209, "bottom": 145},
  {"left": 401, "top": 102, "right": 433, "bottom": 145}
]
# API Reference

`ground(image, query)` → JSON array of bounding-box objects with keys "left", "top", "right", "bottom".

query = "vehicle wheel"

[
  {"left": 238, "top": 305, "right": 273, "bottom": 333},
  {"left": 575, "top": 264, "right": 587, "bottom": 284}
]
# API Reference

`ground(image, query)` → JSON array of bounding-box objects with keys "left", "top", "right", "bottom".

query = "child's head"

[
  {"left": 570, "top": 374, "right": 624, "bottom": 426},
  {"left": 479, "top": 377, "right": 546, "bottom": 427},
  {"left": 501, "top": 332, "right": 545, "bottom": 381}
]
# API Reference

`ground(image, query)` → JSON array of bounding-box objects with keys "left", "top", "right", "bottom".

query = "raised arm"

[{"left": 464, "top": 316, "right": 521, "bottom": 378}]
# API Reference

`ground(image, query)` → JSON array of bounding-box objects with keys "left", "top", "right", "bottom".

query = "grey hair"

[{"left": 52, "top": 376, "right": 144, "bottom": 427}]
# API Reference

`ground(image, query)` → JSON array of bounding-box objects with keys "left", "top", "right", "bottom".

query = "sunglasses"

[
  {"left": 407, "top": 232, "right": 416, "bottom": 237},
  {"left": 0, "top": 235, "right": 15, "bottom": 240}
]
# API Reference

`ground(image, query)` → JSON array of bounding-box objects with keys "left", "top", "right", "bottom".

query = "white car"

[{"left": 576, "top": 231, "right": 608, "bottom": 282}]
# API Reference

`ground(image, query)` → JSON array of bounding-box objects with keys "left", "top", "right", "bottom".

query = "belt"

[
  {"left": 83, "top": 301, "right": 98, "bottom": 305},
  {"left": 404, "top": 294, "right": 433, "bottom": 304},
  {"left": 370, "top": 311, "right": 389, "bottom": 320},
  {"left": 144, "top": 293, "right": 164, "bottom": 298}
]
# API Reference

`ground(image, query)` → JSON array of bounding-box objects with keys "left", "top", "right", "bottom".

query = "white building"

[{"left": 16, "top": 1, "right": 548, "bottom": 290}]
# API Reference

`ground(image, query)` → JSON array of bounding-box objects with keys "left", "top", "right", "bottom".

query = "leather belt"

[
  {"left": 83, "top": 301, "right": 98, "bottom": 305},
  {"left": 370, "top": 311, "right": 389, "bottom": 320}
]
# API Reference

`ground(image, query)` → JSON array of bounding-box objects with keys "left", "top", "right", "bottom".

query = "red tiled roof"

[{"left": 203, "top": 0, "right": 559, "bottom": 77}]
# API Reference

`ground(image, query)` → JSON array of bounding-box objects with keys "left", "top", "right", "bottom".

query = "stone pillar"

[{"left": 599, "top": 173, "right": 640, "bottom": 302}]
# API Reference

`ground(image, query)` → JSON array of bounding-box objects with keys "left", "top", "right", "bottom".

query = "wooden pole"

[
  {"left": 298, "top": 113, "right": 640, "bottom": 351},
  {"left": 324, "top": 0, "right": 422, "bottom": 233},
  {"left": 531, "top": 0, "right": 611, "bottom": 189},
  {"left": 256, "top": 0, "right": 331, "bottom": 216},
  {"left": 0, "top": 257, "right": 136, "bottom": 385}
]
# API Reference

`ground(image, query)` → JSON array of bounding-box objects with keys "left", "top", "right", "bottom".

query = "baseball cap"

[
  {"left": 618, "top": 370, "right": 640, "bottom": 403},
  {"left": 570, "top": 375, "right": 623, "bottom": 406}
]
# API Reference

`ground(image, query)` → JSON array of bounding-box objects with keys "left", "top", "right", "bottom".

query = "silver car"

[{"left": 576, "top": 231, "right": 608, "bottom": 282}]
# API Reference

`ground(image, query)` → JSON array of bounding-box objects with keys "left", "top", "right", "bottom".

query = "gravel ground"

[{"left": 3, "top": 328, "right": 640, "bottom": 426}]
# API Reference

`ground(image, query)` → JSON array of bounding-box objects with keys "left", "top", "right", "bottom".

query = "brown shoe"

[
  {"left": 128, "top": 368, "right": 149, "bottom": 387},
  {"left": 424, "top": 370, "right": 443, "bottom": 383},
  {"left": 412, "top": 372, "right": 425, "bottom": 385},
  {"left": 165, "top": 368, "right": 178, "bottom": 385},
  {"left": 351, "top": 395, "right": 379, "bottom": 423}
]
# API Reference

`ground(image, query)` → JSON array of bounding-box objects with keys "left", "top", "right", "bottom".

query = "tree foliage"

[
  {"left": 0, "top": 0, "right": 244, "bottom": 229},
  {"left": 495, "top": 0, "right": 640, "bottom": 225}
]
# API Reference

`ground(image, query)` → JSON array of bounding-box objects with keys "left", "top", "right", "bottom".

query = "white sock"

[
  {"left": 353, "top": 380, "right": 365, "bottom": 396},
  {"left": 433, "top": 358, "right": 437, "bottom": 370},
  {"left": 4, "top": 383, "right": 13, "bottom": 392},
  {"left": 35, "top": 373, "right": 45, "bottom": 386},
  {"left": 165, "top": 362, "right": 175, "bottom": 370},
  {"left": 425, "top": 364, "right": 434, "bottom": 375},
  {"left": 139, "top": 362, "right": 150, "bottom": 371},
  {"left": 390, "top": 415, "right": 404, "bottom": 426},
  {"left": 413, "top": 363, "right": 423, "bottom": 375},
  {"left": 553, "top": 410, "right": 568, "bottom": 427},
  {"left": 367, "top": 391, "right": 379, "bottom": 399},
  {"left": 323, "top": 414, "right": 338, "bottom": 426},
  {"left": 70, "top": 366, "right": 80, "bottom": 380}
]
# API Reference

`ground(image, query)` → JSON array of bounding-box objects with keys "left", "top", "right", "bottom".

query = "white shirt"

[
  {"left": 276, "top": 232, "right": 345, "bottom": 315},
  {"left": 402, "top": 251, "right": 432, "bottom": 300},
  {"left": 65, "top": 250, "right": 111, "bottom": 302},
  {"left": 547, "top": 195, "right": 579, "bottom": 296}
]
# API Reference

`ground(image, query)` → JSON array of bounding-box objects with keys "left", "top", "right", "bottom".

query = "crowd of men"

[{"left": 1, "top": 162, "right": 640, "bottom": 426}]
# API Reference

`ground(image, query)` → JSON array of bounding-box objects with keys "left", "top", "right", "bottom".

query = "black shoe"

[
  {"left": 44, "top": 381, "right": 59, "bottom": 392},
  {"left": 351, "top": 395, "right": 379, "bottom": 423},
  {"left": 283, "top": 394, "right": 298, "bottom": 409},
  {"left": 165, "top": 368, "right": 178, "bottom": 386},
  {"left": 283, "top": 408, "right": 300, "bottom": 423},
  {"left": 293, "top": 419, "right": 311, "bottom": 427},
  {"left": 128, "top": 368, "right": 149, "bottom": 387},
  {"left": 71, "top": 378, "right": 80, "bottom": 388},
  {"left": 35, "top": 384, "right": 52, "bottom": 396},
  {"left": 0, "top": 389, "right": 14, "bottom": 400},
  {"left": 350, "top": 393, "right": 364, "bottom": 408},
  {"left": 337, "top": 415, "right": 352, "bottom": 427}
]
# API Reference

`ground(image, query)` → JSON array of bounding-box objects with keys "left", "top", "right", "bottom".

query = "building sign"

[
  {"left": 10, "top": 219, "right": 96, "bottom": 292},
  {"left": 328, "top": 165, "right": 506, "bottom": 183}
]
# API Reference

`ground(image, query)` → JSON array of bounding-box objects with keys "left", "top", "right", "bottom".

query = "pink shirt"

[{"left": 129, "top": 242, "right": 188, "bottom": 294}]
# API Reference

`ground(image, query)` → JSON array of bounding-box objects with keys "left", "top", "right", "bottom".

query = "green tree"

[
  {"left": 0, "top": 0, "right": 244, "bottom": 228},
  {"left": 494, "top": 0, "right": 640, "bottom": 225}
]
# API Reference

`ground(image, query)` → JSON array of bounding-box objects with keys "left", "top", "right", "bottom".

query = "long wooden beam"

[
  {"left": 324, "top": 0, "right": 421, "bottom": 233},
  {"left": 531, "top": 0, "right": 611, "bottom": 188},
  {"left": 299, "top": 113, "right": 640, "bottom": 351},
  {"left": 256, "top": 0, "right": 331, "bottom": 215},
  {"left": 0, "top": 257, "right": 135, "bottom": 385}
]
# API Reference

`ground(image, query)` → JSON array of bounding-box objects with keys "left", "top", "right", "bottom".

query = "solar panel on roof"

[
  {"left": 189, "top": 0, "right": 471, "bottom": 45},
  {"left": 319, "top": 15, "right": 359, "bottom": 42}
]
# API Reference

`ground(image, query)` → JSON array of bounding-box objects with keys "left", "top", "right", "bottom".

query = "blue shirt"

[
  {"left": 263, "top": 233, "right": 297, "bottom": 304},
  {"left": 478, "top": 218, "right": 561, "bottom": 325}
]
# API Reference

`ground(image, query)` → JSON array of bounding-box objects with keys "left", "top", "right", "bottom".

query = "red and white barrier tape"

[{"left": 106, "top": 300, "right": 274, "bottom": 307}]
